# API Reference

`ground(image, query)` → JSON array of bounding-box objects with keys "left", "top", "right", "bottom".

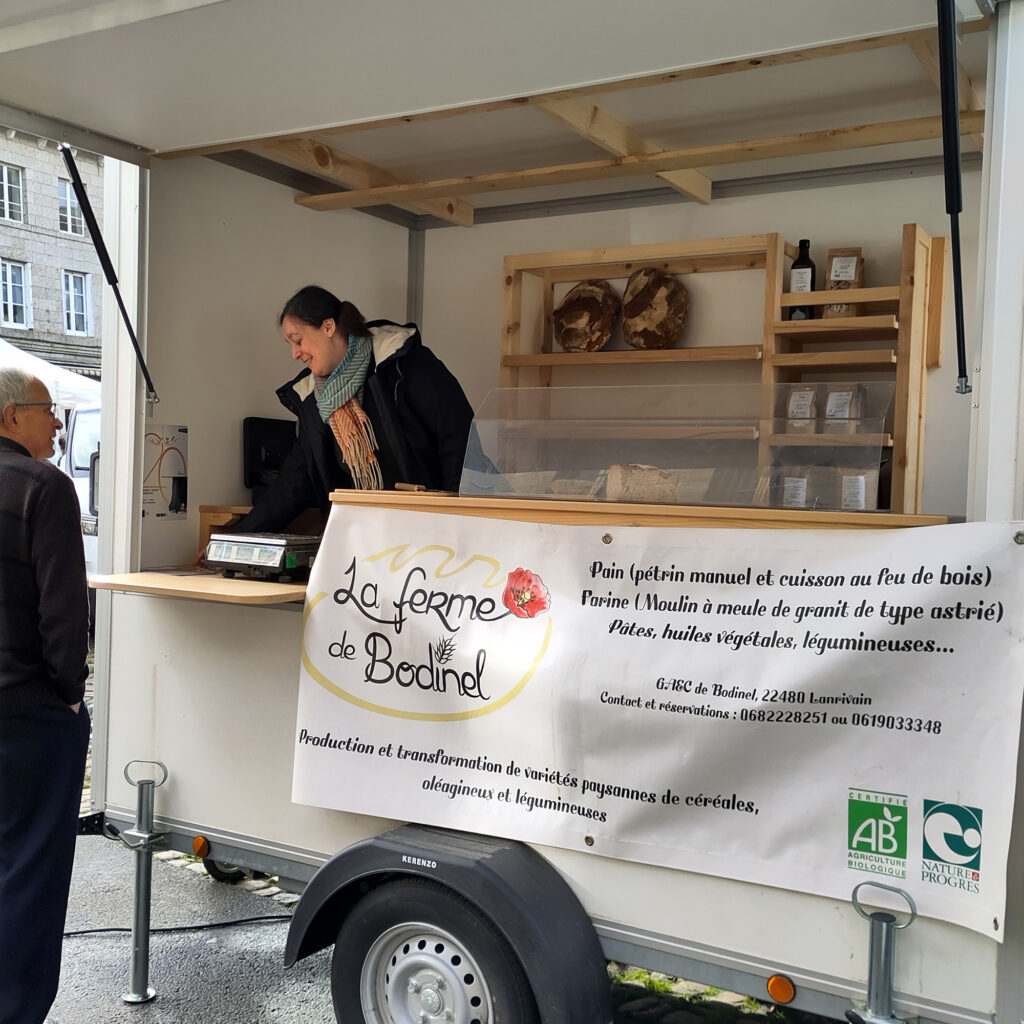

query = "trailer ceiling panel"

[
  {"left": 0, "top": 0, "right": 230, "bottom": 52},
  {"left": 0, "top": 0, "right": 990, "bottom": 218},
  {"left": 0, "top": 0, "right": 979, "bottom": 154}
]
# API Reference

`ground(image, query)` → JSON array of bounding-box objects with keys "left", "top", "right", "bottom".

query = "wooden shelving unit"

[
  {"left": 767, "top": 223, "right": 946, "bottom": 513},
  {"left": 500, "top": 226, "right": 945, "bottom": 514}
]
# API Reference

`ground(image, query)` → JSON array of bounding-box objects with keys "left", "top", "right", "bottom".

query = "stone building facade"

[{"left": 1, "top": 126, "right": 104, "bottom": 378}]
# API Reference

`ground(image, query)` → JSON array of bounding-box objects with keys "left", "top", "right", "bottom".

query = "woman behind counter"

[{"left": 234, "top": 286, "right": 474, "bottom": 534}]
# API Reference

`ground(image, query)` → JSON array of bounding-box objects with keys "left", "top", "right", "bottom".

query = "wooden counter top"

[
  {"left": 96, "top": 499, "right": 948, "bottom": 607},
  {"left": 327, "top": 490, "right": 947, "bottom": 530},
  {"left": 90, "top": 570, "right": 306, "bottom": 605}
]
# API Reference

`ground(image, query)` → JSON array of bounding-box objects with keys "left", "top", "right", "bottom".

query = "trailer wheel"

[
  {"left": 331, "top": 877, "right": 540, "bottom": 1024},
  {"left": 202, "top": 858, "right": 247, "bottom": 883}
]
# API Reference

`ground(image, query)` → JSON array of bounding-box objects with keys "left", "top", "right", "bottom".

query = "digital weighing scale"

[{"left": 204, "top": 532, "right": 321, "bottom": 582}]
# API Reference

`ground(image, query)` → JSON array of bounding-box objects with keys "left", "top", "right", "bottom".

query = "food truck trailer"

[{"left": 2, "top": 1, "right": 1023, "bottom": 1021}]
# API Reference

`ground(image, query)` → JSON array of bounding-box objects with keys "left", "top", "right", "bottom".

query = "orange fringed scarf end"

[{"left": 329, "top": 399, "right": 383, "bottom": 491}]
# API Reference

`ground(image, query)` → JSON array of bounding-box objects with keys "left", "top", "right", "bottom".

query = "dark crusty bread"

[
  {"left": 552, "top": 279, "right": 621, "bottom": 352},
  {"left": 622, "top": 267, "right": 688, "bottom": 350}
]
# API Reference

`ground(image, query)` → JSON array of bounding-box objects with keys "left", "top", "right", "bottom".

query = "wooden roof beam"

[
  {"left": 906, "top": 33, "right": 985, "bottom": 150},
  {"left": 294, "top": 109, "right": 985, "bottom": 212},
  {"left": 253, "top": 137, "right": 474, "bottom": 226},
  {"left": 534, "top": 97, "right": 712, "bottom": 204}
]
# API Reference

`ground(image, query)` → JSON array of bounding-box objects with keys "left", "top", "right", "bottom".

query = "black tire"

[
  {"left": 331, "top": 877, "right": 540, "bottom": 1024},
  {"left": 202, "top": 858, "right": 247, "bottom": 883}
]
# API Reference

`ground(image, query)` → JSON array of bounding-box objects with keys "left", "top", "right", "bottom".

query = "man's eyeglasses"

[{"left": 14, "top": 402, "right": 58, "bottom": 414}]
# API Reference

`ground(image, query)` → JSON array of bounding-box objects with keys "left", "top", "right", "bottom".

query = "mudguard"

[{"left": 285, "top": 824, "right": 611, "bottom": 1024}]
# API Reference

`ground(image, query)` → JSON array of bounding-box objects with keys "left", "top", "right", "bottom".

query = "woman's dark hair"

[{"left": 279, "top": 285, "right": 366, "bottom": 338}]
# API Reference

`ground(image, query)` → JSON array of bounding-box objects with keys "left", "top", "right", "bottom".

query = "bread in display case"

[{"left": 460, "top": 382, "right": 895, "bottom": 512}]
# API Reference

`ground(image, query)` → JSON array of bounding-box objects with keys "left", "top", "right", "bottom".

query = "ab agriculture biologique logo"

[
  {"left": 848, "top": 790, "right": 983, "bottom": 893},
  {"left": 848, "top": 789, "right": 908, "bottom": 877}
]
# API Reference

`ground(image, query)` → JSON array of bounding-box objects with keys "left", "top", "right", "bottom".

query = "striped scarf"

[{"left": 314, "top": 334, "right": 382, "bottom": 490}]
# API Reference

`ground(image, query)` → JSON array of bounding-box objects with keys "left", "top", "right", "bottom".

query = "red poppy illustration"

[{"left": 502, "top": 568, "right": 551, "bottom": 619}]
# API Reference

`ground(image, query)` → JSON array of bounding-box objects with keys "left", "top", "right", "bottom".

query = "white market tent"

[{"left": 0, "top": 337, "right": 101, "bottom": 408}]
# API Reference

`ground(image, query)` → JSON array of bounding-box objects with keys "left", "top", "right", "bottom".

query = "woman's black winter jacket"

[{"left": 235, "top": 321, "right": 473, "bottom": 534}]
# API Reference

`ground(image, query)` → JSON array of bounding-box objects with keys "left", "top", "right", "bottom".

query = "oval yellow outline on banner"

[
  {"left": 301, "top": 591, "right": 552, "bottom": 721},
  {"left": 367, "top": 544, "right": 505, "bottom": 588}
]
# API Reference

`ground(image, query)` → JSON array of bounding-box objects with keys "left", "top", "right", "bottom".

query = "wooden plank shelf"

[
  {"left": 772, "top": 315, "right": 899, "bottom": 340},
  {"left": 91, "top": 571, "right": 306, "bottom": 605},
  {"left": 502, "top": 345, "right": 762, "bottom": 368},
  {"left": 501, "top": 423, "right": 759, "bottom": 441},
  {"left": 542, "top": 253, "right": 766, "bottom": 282},
  {"left": 765, "top": 433, "right": 893, "bottom": 448},
  {"left": 507, "top": 234, "right": 796, "bottom": 273},
  {"left": 779, "top": 286, "right": 900, "bottom": 307},
  {"left": 772, "top": 350, "right": 897, "bottom": 370}
]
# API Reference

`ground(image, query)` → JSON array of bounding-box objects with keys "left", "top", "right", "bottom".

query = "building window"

[
  {"left": 1, "top": 259, "right": 32, "bottom": 328},
  {"left": 62, "top": 270, "right": 91, "bottom": 335},
  {"left": 58, "top": 179, "right": 84, "bottom": 235},
  {"left": 0, "top": 164, "right": 24, "bottom": 222}
]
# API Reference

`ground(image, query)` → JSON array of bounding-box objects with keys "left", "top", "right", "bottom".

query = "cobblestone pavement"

[{"left": 609, "top": 984, "right": 826, "bottom": 1024}]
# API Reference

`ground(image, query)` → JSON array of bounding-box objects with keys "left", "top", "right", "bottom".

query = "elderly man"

[{"left": 0, "top": 367, "right": 91, "bottom": 1024}]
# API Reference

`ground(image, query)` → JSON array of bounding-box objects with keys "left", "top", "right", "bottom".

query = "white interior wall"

[
  {"left": 138, "top": 160, "right": 980, "bottom": 569},
  {"left": 141, "top": 157, "right": 409, "bottom": 567},
  {"left": 422, "top": 173, "right": 982, "bottom": 518}
]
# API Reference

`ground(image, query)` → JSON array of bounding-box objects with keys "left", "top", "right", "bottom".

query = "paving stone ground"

[{"left": 606, "top": 965, "right": 830, "bottom": 1024}]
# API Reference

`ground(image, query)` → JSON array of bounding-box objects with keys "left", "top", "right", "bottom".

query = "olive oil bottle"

[{"left": 788, "top": 238, "right": 816, "bottom": 320}]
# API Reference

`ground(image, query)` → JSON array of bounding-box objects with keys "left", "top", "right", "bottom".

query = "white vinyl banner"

[{"left": 294, "top": 509, "right": 1024, "bottom": 938}]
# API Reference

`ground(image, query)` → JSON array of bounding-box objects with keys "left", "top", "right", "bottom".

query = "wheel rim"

[{"left": 359, "top": 922, "right": 493, "bottom": 1024}]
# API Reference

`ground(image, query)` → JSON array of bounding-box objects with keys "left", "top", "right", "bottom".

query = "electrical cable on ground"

[
  {"left": 64, "top": 915, "right": 291, "bottom": 937},
  {"left": 73, "top": 827, "right": 295, "bottom": 938}
]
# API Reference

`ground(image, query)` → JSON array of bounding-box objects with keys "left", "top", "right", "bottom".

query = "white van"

[{"left": 60, "top": 401, "right": 100, "bottom": 621}]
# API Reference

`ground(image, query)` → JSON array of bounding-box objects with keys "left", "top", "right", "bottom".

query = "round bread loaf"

[
  {"left": 552, "top": 279, "right": 620, "bottom": 352},
  {"left": 622, "top": 267, "right": 689, "bottom": 350}
]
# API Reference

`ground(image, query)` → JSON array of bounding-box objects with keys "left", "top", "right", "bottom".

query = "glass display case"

[{"left": 459, "top": 382, "right": 895, "bottom": 512}]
